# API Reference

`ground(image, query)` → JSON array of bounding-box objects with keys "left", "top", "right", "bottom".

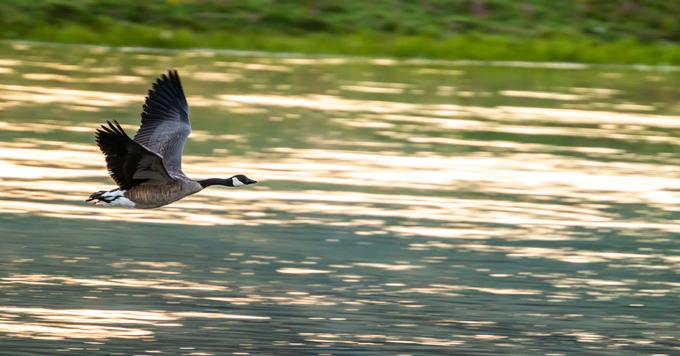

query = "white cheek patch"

[{"left": 232, "top": 177, "right": 245, "bottom": 187}]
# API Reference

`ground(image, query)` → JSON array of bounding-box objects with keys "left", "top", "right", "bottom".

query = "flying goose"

[{"left": 87, "top": 70, "right": 257, "bottom": 208}]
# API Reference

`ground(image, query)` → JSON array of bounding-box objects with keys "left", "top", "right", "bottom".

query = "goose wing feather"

[
  {"left": 133, "top": 69, "right": 190, "bottom": 176},
  {"left": 96, "top": 120, "right": 174, "bottom": 190}
]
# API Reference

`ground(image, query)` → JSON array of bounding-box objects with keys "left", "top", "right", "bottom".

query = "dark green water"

[{"left": 0, "top": 42, "right": 679, "bottom": 355}]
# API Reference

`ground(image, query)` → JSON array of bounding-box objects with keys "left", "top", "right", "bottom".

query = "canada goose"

[{"left": 87, "top": 70, "right": 257, "bottom": 209}]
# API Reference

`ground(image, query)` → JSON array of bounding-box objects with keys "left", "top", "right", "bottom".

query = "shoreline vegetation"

[{"left": 2, "top": 1, "right": 680, "bottom": 64}]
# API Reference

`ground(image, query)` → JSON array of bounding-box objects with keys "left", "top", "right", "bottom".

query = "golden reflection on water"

[
  {"left": 3, "top": 274, "right": 228, "bottom": 291},
  {"left": 0, "top": 306, "right": 268, "bottom": 341},
  {"left": 1, "top": 92, "right": 679, "bottom": 252},
  {"left": 222, "top": 93, "right": 680, "bottom": 129},
  {"left": 0, "top": 84, "right": 139, "bottom": 107},
  {"left": 3, "top": 112, "right": 680, "bottom": 236},
  {"left": 1, "top": 44, "right": 680, "bottom": 351}
]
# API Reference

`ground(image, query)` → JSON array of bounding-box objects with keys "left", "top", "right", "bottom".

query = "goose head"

[
  {"left": 198, "top": 175, "right": 257, "bottom": 188},
  {"left": 228, "top": 174, "right": 257, "bottom": 187}
]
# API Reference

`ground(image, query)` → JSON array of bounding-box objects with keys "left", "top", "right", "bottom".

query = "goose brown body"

[
  {"left": 125, "top": 180, "right": 202, "bottom": 209},
  {"left": 88, "top": 70, "right": 257, "bottom": 209}
]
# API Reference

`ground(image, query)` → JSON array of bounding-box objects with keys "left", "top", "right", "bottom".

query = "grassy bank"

[
  {"left": 19, "top": 24, "right": 680, "bottom": 65},
  {"left": 2, "top": 1, "right": 680, "bottom": 64}
]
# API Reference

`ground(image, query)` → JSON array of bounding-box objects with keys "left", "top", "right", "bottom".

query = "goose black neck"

[{"left": 198, "top": 178, "right": 233, "bottom": 188}]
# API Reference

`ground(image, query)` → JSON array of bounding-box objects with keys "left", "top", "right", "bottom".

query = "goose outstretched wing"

[
  {"left": 133, "top": 70, "right": 190, "bottom": 176},
  {"left": 96, "top": 120, "right": 173, "bottom": 190}
]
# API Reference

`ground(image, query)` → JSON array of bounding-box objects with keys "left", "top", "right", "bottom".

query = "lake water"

[{"left": 0, "top": 41, "right": 679, "bottom": 355}]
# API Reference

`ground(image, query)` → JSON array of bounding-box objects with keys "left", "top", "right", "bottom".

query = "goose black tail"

[
  {"left": 86, "top": 189, "right": 119, "bottom": 204},
  {"left": 86, "top": 190, "right": 104, "bottom": 202}
]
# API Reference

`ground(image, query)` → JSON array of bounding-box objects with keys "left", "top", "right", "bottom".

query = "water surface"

[{"left": 1, "top": 42, "right": 680, "bottom": 355}]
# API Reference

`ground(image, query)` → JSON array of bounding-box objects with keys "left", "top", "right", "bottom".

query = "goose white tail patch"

[{"left": 91, "top": 189, "right": 136, "bottom": 208}]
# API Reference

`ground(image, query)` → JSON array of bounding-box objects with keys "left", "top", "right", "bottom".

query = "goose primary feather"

[{"left": 87, "top": 70, "right": 257, "bottom": 209}]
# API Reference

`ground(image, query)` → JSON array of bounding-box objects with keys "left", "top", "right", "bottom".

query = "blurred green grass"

[{"left": 2, "top": 0, "right": 680, "bottom": 64}]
